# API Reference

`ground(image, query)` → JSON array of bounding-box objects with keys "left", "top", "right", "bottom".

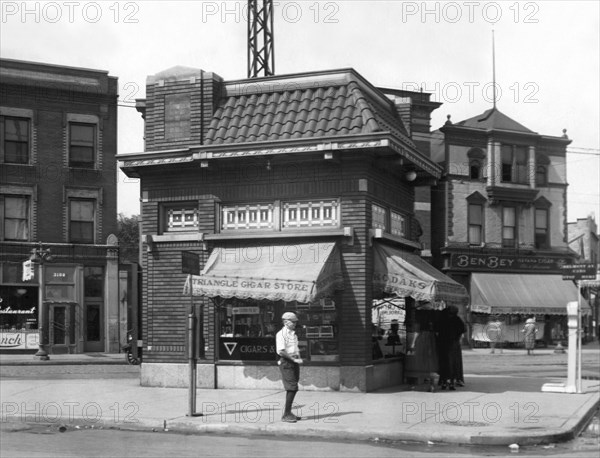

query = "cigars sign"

[{"left": 450, "top": 254, "right": 570, "bottom": 273}]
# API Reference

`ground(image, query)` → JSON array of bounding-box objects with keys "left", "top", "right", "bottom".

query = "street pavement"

[{"left": 1, "top": 346, "right": 599, "bottom": 447}]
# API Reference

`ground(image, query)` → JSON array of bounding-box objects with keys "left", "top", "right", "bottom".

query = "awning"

[
  {"left": 470, "top": 273, "right": 584, "bottom": 315},
  {"left": 183, "top": 241, "right": 342, "bottom": 303},
  {"left": 373, "top": 243, "right": 469, "bottom": 305}
]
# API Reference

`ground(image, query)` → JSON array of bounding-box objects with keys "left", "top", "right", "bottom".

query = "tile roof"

[
  {"left": 205, "top": 76, "right": 414, "bottom": 148},
  {"left": 455, "top": 107, "right": 534, "bottom": 133}
]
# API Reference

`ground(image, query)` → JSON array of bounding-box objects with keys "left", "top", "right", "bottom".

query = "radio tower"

[{"left": 248, "top": 0, "right": 274, "bottom": 78}]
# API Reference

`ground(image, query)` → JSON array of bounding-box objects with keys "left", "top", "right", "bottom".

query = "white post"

[{"left": 542, "top": 301, "right": 578, "bottom": 393}]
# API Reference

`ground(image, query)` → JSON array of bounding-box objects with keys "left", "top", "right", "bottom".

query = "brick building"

[
  {"left": 429, "top": 107, "right": 580, "bottom": 346},
  {"left": 0, "top": 58, "right": 123, "bottom": 355},
  {"left": 118, "top": 66, "right": 468, "bottom": 391}
]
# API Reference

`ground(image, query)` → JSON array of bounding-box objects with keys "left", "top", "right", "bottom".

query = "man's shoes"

[
  {"left": 281, "top": 414, "right": 297, "bottom": 423},
  {"left": 292, "top": 414, "right": 302, "bottom": 421},
  {"left": 456, "top": 380, "right": 465, "bottom": 387},
  {"left": 449, "top": 385, "right": 456, "bottom": 391}
]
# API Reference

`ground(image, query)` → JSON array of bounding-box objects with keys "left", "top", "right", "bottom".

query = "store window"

[
  {"left": 1, "top": 195, "right": 30, "bottom": 241},
  {"left": 2, "top": 117, "right": 30, "bottom": 164},
  {"left": 69, "top": 123, "right": 96, "bottom": 168},
  {"left": 45, "top": 266, "right": 77, "bottom": 302},
  {"left": 218, "top": 298, "right": 338, "bottom": 362},
  {"left": 69, "top": 199, "right": 95, "bottom": 243},
  {"left": 372, "top": 297, "right": 405, "bottom": 360},
  {"left": 502, "top": 206, "right": 517, "bottom": 248}
]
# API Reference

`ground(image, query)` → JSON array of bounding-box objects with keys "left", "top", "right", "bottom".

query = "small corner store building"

[{"left": 118, "top": 66, "right": 468, "bottom": 392}]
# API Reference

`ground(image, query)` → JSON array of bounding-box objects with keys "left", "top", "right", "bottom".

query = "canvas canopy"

[
  {"left": 183, "top": 241, "right": 342, "bottom": 303},
  {"left": 372, "top": 243, "right": 468, "bottom": 305}
]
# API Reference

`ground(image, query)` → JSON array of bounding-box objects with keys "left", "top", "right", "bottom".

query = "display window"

[
  {"left": 372, "top": 297, "right": 406, "bottom": 359},
  {"left": 217, "top": 297, "right": 339, "bottom": 362},
  {"left": 0, "top": 262, "right": 39, "bottom": 350}
]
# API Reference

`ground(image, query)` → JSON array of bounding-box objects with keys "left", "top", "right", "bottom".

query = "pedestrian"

[
  {"left": 522, "top": 317, "right": 538, "bottom": 355},
  {"left": 276, "top": 312, "right": 303, "bottom": 422},
  {"left": 487, "top": 316, "right": 504, "bottom": 354},
  {"left": 436, "top": 305, "right": 466, "bottom": 390}
]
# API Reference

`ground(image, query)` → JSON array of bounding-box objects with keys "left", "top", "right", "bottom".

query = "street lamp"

[{"left": 29, "top": 244, "right": 53, "bottom": 361}]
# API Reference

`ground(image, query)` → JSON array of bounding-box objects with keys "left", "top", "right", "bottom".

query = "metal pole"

[
  {"left": 577, "top": 280, "right": 582, "bottom": 393},
  {"left": 34, "top": 254, "right": 49, "bottom": 361},
  {"left": 187, "top": 274, "right": 202, "bottom": 417}
]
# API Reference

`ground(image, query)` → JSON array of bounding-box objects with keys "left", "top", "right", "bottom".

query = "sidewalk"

[{"left": 1, "top": 355, "right": 599, "bottom": 446}]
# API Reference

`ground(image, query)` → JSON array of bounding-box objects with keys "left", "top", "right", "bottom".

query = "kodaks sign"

[{"left": 450, "top": 254, "right": 570, "bottom": 273}]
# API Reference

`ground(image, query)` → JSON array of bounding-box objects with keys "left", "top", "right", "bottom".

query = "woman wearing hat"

[
  {"left": 276, "top": 312, "right": 303, "bottom": 422},
  {"left": 522, "top": 317, "right": 538, "bottom": 355}
]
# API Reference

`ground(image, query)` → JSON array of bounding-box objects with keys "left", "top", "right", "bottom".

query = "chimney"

[{"left": 143, "top": 66, "right": 223, "bottom": 152}]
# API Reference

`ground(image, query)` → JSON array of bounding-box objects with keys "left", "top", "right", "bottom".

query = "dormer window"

[{"left": 467, "top": 148, "right": 485, "bottom": 181}]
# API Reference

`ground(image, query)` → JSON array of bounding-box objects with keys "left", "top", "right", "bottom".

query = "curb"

[{"left": 3, "top": 397, "right": 598, "bottom": 447}]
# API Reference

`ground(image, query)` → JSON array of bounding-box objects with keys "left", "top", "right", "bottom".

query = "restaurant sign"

[{"left": 450, "top": 254, "right": 570, "bottom": 273}]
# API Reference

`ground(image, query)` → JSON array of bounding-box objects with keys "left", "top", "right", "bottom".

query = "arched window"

[
  {"left": 470, "top": 159, "right": 481, "bottom": 179},
  {"left": 467, "top": 148, "right": 485, "bottom": 180}
]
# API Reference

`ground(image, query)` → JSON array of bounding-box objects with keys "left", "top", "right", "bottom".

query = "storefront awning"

[
  {"left": 373, "top": 243, "right": 469, "bottom": 305},
  {"left": 470, "top": 273, "right": 584, "bottom": 315},
  {"left": 183, "top": 241, "right": 342, "bottom": 303}
]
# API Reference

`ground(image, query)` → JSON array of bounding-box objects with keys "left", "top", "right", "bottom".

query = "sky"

[{"left": 1, "top": 0, "right": 599, "bottom": 222}]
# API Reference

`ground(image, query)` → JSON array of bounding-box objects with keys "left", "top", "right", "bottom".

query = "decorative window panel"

[
  {"left": 221, "top": 204, "right": 274, "bottom": 231},
  {"left": 390, "top": 211, "right": 407, "bottom": 237},
  {"left": 283, "top": 200, "right": 338, "bottom": 229},
  {"left": 371, "top": 204, "right": 387, "bottom": 231},
  {"left": 167, "top": 207, "right": 199, "bottom": 232}
]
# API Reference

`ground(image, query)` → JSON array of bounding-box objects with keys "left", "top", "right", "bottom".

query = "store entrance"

[{"left": 84, "top": 299, "right": 103, "bottom": 352}]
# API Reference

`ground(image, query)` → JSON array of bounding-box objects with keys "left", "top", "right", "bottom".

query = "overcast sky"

[{"left": 2, "top": 0, "right": 598, "bottom": 222}]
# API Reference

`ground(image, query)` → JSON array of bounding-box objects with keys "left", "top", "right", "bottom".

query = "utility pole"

[{"left": 248, "top": 0, "right": 274, "bottom": 78}]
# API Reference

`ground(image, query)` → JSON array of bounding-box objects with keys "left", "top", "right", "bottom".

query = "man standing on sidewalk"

[{"left": 276, "top": 312, "right": 303, "bottom": 423}]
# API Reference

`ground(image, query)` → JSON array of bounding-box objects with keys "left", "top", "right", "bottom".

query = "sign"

[
  {"left": 182, "top": 251, "right": 200, "bottom": 275},
  {"left": 450, "top": 253, "right": 571, "bottom": 273},
  {"left": 219, "top": 337, "right": 277, "bottom": 361},
  {"left": 232, "top": 307, "right": 260, "bottom": 315},
  {"left": 22, "top": 260, "right": 34, "bottom": 281},
  {"left": 561, "top": 263, "right": 597, "bottom": 281},
  {"left": 0, "top": 331, "right": 39, "bottom": 349}
]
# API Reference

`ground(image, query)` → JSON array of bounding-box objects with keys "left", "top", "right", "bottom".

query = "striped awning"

[{"left": 470, "top": 273, "right": 586, "bottom": 315}]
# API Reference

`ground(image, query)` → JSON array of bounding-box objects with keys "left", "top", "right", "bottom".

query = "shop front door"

[
  {"left": 84, "top": 299, "right": 104, "bottom": 352},
  {"left": 49, "top": 304, "right": 70, "bottom": 354}
]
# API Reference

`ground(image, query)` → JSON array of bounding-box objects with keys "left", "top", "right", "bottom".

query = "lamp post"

[{"left": 29, "top": 244, "right": 53, "bottom": 361}]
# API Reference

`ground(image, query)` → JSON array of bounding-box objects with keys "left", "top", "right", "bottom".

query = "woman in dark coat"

[{"left": 436, "top": 305, "right": 465, "bottom": 390}]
